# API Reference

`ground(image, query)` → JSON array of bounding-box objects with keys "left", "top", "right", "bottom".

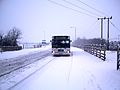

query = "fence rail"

[
  {"left": 117, "top": 45, "right": 120, "bottom": 70},
  {"left": 84, "top": 44, "right": 106, "bottom": 61}
]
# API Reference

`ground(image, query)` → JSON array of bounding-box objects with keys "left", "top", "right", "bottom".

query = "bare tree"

[
  {"left": 2, "top": 27, "right": 22, "bottom": 46},
  {"left": 0, "top": 32, "right": 4, "bottom": 46},
  {"left": 7, "top": 27, "right": 22, "bottom": 46}
]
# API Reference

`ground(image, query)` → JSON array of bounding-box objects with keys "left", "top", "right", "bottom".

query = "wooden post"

[
  {"left": 117, "top": 45, "right": 120, "bottom": 70},
  {"left": 0, "top": 48, "right": 3, "bottom": 53}
]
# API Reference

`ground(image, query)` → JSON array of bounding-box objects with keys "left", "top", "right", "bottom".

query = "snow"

[
  {"left": 0, "top": 45, "right": 51, "bottom": 60},
  {"left": 0, "top": 47, "right": 120, "bottom": 90}
]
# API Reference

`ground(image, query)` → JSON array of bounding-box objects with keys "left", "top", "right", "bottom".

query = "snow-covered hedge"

[{"left": 0, "top": 46, "right": 22, "bottom": 52}]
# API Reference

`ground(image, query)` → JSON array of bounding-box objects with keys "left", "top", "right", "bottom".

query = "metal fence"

[{"left": 84, "top": 44, "right": 106, "bottom": 61}]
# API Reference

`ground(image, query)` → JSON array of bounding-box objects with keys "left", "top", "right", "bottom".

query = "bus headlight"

[
  {"left": 67, "top": 50, "right": 70, "bottom": 53},
  {"left": 52, "top": 51, "right": 55, "bottom": 53}
]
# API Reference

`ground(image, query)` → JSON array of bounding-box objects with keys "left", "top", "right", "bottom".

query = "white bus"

[{"left": 51, "top": 36, "right": 71, "bottom": 56}]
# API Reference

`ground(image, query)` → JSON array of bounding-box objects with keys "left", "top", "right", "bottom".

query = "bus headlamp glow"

[
  {"left": 67, "top": 50, "right": 70, "bottom": 53},
  {"left": 52, "top": 51, "right": 55, "bottom": 53}
]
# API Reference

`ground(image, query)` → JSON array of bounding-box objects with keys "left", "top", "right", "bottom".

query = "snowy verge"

[
  {"left": 0, "top": 45, "right": 51, "bottom": 77},
  {"left": 0, "top": 56, "right": 55, "bottom": 90}
]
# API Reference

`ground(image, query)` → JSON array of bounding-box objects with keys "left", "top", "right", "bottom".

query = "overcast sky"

[{"left": 0, "top": 0, "right": 120, "bottom": 43}]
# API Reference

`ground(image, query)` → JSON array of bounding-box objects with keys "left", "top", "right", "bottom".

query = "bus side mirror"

[{"left": 70, "top": 40, "right": 72, "bottom": 42}]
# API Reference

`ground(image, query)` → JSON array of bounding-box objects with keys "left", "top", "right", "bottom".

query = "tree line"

[
  {"left": 72, "top": 37, "right": 120, "bottom": 50},
  {"left": 72, "top": 37, "right": 106, "bottom": 48},
  {"left": 0, "top": 27, "right": 22, "bottom": 46}
]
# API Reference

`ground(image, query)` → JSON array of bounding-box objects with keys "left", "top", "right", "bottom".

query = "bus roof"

[{"left": 52, "top": 36, "right": 70, "bottom": 39}]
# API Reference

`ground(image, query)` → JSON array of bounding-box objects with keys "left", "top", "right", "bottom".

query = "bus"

[{"left": 51, "top": 36, "right": 71, "bottom": 56}]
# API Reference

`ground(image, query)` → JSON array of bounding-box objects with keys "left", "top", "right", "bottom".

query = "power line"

[
  {"left": 110, "top": 21, "right": 120, "bottom": 32},
  {"left": 86, "top": 20, "right": 99, "bottom": 31},
  {"left": 48, "top": 0, "right": 97, "bottom": 18},
  {"left": 62, "top": 0, "right": 101, "bottom": 17},
  {"left": 87, "top": 20, "right": 100, "bottom": 38},
  {"left": 76, "top": 0, "right": 109, "bottom": 17}
]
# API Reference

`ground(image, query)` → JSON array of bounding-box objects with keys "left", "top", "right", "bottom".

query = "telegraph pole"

[
  {"left": 104, "top": 16, "right": 112, "bottom": 50},
  {"left": 98, "top": 17, "right": 105, "bottom": 45},
  {"left": 98, "top": 18, "right": 103, "bottom": 39}
]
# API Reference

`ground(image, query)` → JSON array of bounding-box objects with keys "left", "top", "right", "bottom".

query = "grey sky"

[{"left": 0, "top": 0, "right": 120, "bottom": 43}]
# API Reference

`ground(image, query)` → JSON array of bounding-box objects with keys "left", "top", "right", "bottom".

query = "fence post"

[
  {"left": 117, "top": 45, "right": 120, "bottom": 70},
  {"left": 98, "top": 49, "right": 101, "bottom": 58},
  {"left": 0, "top": 47, "right": 3, "bottom": 53},
  {"left": 102, "top": 49, "right": 106, "bottom": 61},
  {"left": 91, "top": 44, "right": 94, "bottom": 55}
]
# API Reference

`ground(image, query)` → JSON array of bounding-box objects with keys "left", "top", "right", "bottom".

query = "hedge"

[{"left": 0, "top": 46, "right": 22, "bottom": 52}]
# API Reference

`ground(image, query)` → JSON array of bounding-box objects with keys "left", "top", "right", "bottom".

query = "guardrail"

[
  {"left": 117, "top": 45, "right": 120, "bottom": 70},
  {"left": 84, "top": 44, "right": 106, "bottom": 61}
]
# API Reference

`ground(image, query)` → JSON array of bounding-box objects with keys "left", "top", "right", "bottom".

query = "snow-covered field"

[{"left": 0, "top": 46, "right": 120, "bottom": 90}]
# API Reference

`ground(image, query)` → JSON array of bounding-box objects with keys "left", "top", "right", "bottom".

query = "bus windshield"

[{"left": 52, "top": 39, "right": 70, "bottom": 48}]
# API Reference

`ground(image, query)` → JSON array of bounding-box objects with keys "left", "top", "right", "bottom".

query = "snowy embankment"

[{"left": 0, "top": 45, "right": 51, "bottom": 77}]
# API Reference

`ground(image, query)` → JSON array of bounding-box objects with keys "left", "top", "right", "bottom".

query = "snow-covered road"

[{"left": 3, "top": 47, "right": 120, "bottom": 90}]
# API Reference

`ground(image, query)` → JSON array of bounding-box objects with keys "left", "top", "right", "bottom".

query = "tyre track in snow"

[
  {"left": 78, "top": 61, "right": 102, "bottom": 90},
  {"left": 8, "top": 56, "right": 56, "bottom": 90},
  {"left": 0, "top": 50, "right": 51, "bottom": 77},
  {"left": 69, "top": 49, "right": 102, "bottom": 90},
  {"left": 81, "top": 70, "right": 102, "bottom": 90},
  {"left": 67, "top": 53, "right": 73, "bottom": 83}
]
